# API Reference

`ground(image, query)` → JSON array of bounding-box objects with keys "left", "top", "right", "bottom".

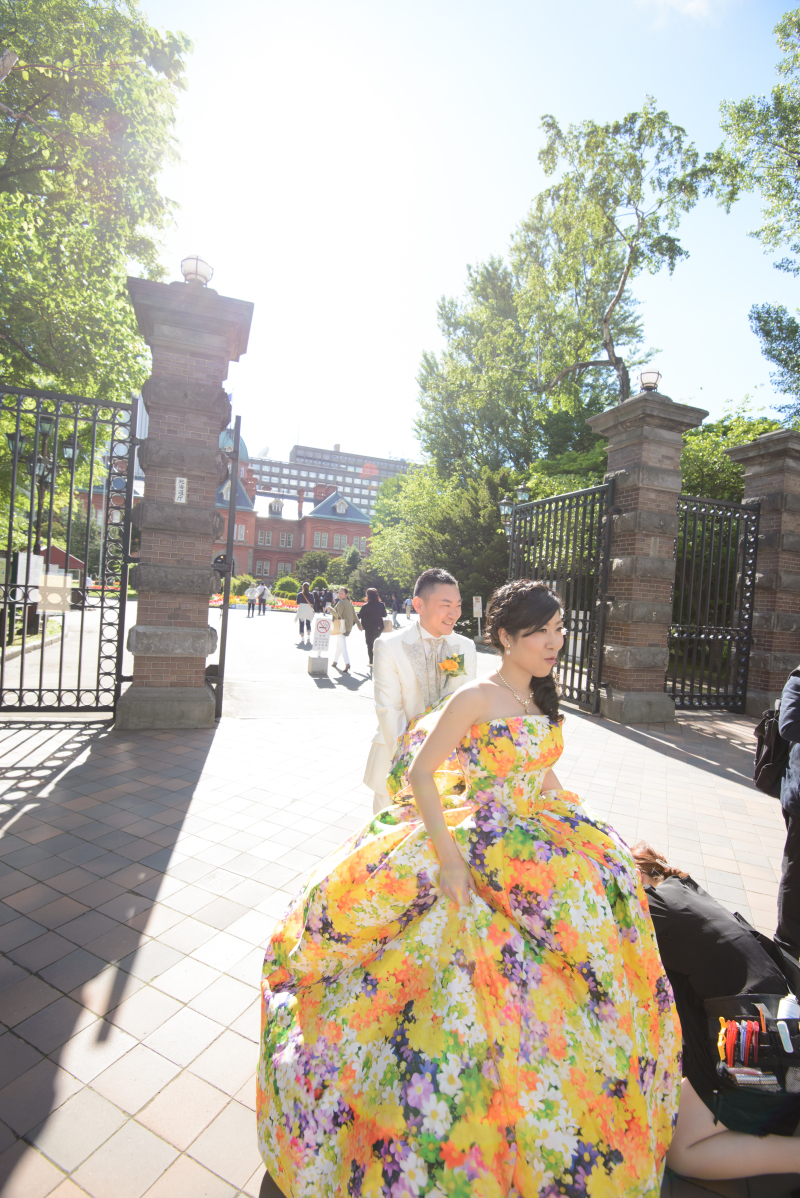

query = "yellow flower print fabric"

[{"left": 257, "top": 698, "right": 681, "bottom": 1197}]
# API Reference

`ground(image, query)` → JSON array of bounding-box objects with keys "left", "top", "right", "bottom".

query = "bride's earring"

[{"left": 505, "top": 644, "right": 511, "bottom": 656}]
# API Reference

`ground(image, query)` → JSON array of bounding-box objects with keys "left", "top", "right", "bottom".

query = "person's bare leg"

[{"left": 666, "top": 1078, "right": 800, "bottom": 1179}]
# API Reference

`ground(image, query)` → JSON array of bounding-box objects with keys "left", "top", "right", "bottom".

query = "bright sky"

[{"left": 141, "top": 0, "right": 796, "bottom": 465}]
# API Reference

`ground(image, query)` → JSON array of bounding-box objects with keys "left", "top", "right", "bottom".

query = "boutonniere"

[{"left": 439, "top": 652, "right": 466, "bottom": 678}]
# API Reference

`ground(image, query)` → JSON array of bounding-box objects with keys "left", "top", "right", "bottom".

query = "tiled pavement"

[{"left": 0, "top": 611, "right": 793, "bottom": 1197}]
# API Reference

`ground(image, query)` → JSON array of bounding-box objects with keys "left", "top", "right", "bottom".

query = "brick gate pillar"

[
  {"left": 115, "top": 274, "right": 253, "bottom": 730},
  {"left": 726, "top": 431, "right": 800, "bottom": 717},
  {"left": 587, "top": 387, "right": 707, "bottom": 723}
]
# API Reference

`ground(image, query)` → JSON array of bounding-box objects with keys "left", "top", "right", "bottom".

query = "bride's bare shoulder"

[{"left": 443, "top": 678, "right": 500, "bottom": 721}]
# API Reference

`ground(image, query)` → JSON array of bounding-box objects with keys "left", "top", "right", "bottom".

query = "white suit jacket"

[{"left": 363, "top": 621, "right": 477, "bottom": 796}]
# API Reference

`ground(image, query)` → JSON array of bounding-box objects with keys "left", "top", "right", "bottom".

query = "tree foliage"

[
  {"left": 369, "top": 466, "right": 509, "bottom": 601},
  {"left": 712, "top": 9, "right": 800, "bottom": 421},
  {"left": 417, "top": 99, "right": 708, "bottom": 477},
  {"left": 0, "top": 0, "right": 191, "bottom": 397},
  {"left": 680, "top": 400, "right": 781, "bottom": 502},
  {"left": 293, "top": 550, "right": 330, "bottom": 581}
]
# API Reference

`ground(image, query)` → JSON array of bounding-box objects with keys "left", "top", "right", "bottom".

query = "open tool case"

[{"left": 705, "top": 994, "right": 800, "bottom": 1092}]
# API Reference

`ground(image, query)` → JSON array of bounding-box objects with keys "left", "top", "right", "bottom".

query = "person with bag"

[
  {"left": 245, "top": 583, "right": 258, "bottom": 618},
  {"left": 358, "top": 587, "right": 388, "bottom": 667},
  {"left": 330, "top": 587, "right": 360, "bottom": 673},
  {"left": 772, "top": 668, "right": 800, "bottom": 959},
  {"left": 632, "top": 842, "right": 800, "bottom": 1180}
]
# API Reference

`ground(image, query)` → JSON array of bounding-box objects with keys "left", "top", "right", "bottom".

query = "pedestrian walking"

[
  {"left": 296, "top": 582, "right": 315, "bottom": 643},
  {"left": 245, "top": 583, "right": 258, "bottom": 618},
  {"left": 330, "top": 587, "right": 360, "bottom": 673},
  {"left": 391, "top": 592, "right": 404, "bottom": 629},
  {"left": 256, "top": 581, "right": 271, "bottom": 615},
  {"left": 311, "top": 587, "right": 325, "bottom": 615},
  {"left": 359, "top": 587, "right": 388, "bottom": 667},
  {"left": 404, "top": 595, "right": 413, "bottom": 621}
]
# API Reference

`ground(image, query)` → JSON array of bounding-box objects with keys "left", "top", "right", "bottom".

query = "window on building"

[
  {"left": 279, "top": 531, "right": 293, "bottom": 548},
  {"left": 340, "top": 534, "right": 347, "bottom": 548},
  {"left": 360, "top": 537, "right": 367, "bottom": 551},
  {"left": 255, "top": 561, "right": 262, "bottom": 575},
  {"left": 263, "top": 560, "right": 270, "bottom": 575},
  {"left": 237, "top": 524, "right": 245, "bottom": 541},
  {"left": 313, "top": 531, "right": 328, "bottom": 548},
  {"left": 265, "top": 531, "right": 272, "bottom": 546},
  {"left": 314, "top": 531, "right": 320, "bottom": 548},
  {"left": 258, "top": 530, "right": 264, "bottom": 545}
]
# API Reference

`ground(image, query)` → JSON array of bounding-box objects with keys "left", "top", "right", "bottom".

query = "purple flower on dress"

[{"left": 405, "top": 1072, "right": 435, "bottom": 1109}]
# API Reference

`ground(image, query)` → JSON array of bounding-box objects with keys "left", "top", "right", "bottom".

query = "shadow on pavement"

[
  {"left": 0, "top": 720, "right": 217, "bottom": 1185},
  {"left": 565, "top": 706, "right": 758, "bottom": 789}
]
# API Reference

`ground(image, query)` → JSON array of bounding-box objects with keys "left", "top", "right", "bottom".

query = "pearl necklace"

[{"left": 497, "top": 670, "right": 534, "bottom": 713}]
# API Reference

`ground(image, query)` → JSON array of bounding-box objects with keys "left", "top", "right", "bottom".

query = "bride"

[{"left": 257, "top": 579, "right": 681, "bottom": 1196}]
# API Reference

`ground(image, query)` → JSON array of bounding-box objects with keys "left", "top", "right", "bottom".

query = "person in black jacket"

[
  {"left": 359, "top": 588, "right": 387, "bottom": 666},
  {"left": 632, "top": 842, "right": 800, "bottom": 1181},
  {"left": 778, "top": 668, "right": 800, "bottom": 958}
]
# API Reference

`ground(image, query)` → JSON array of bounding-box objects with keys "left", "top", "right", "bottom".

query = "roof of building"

[
  {"left": 219, "top": 428, "right": 250, "bottom": 463},
  {"left": 251, "top": 488, "right": 370, "bottom": 523},
  {"left": 216, "top": 477, "right": 254, "bottom": 512},
  {"left": 254, "top": 493, "right": 301, "bottom": 521},
  {"left": 309, "top": 490, "right": 370, "bottom": 523}
]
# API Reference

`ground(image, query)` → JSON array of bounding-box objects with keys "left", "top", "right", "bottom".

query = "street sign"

[
  {"left": 313, "top": 616, "right": 331, "bottom": 654},
  {"left": 473, "top": 596, "right": 483, "bottom": 617},
  {"left": 40, "top": 574, "right": 72, "bottom": 612}
]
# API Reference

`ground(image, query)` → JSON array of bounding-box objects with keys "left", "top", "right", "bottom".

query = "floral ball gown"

[{"left": 257, "top": 699, "right": 681, "bottom": 1197}]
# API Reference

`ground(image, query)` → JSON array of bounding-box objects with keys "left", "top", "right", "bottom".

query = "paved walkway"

[{"left": 0, "top": 610, "right": 790, "bottom": 1197}]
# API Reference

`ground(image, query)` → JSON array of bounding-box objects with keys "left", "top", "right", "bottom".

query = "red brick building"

[{"left": 214, "top": 432, "right": 371, "bottom": 579}]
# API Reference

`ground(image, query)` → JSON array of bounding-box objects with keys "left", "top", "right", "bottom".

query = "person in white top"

[
  {"left": 245, "top": 584, "right": 259, "bottom": 618},
  {"left": 363, "top": 567, "right": 477, "bottom": 814}
]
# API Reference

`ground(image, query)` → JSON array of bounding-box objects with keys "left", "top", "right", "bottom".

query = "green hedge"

[{"left": 273, "top": 576, "right": 300, "bottom": 596}]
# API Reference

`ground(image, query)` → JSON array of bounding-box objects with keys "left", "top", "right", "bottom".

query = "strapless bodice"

[{"left": 456, "top": 714, "right": 564, "bottom": 811}]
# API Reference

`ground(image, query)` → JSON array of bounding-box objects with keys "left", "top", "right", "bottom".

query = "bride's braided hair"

[{"left": 485, "top": 580, "right": 563, "bottom": 724}]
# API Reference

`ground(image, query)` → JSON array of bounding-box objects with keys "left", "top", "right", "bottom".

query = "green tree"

[
  {"left": 712, "top": 9, "right": 800, "bottom": 420},
  {"left": 417, "top": 98, "right": 709, "bottom": 476},
  {"left": 293, "top": 550, "right": 329, "bottom": 580},
  {"left": 680, "top": 401, "right": 781, "bottom": 501},
  {"left": 343, "top": 544, "right": 362, "bottom": 572},
  {"left": 369, "top": 465, "right": 509, "bottom": 601},
  {"left": 347, "top": 560, "right": 404, "bottom": 603},
  {"left": 0, "top": 0, "right": 190, "bottom": 397},
  {"left": 326, "top": 556, "right": 350, "bottom": 586}
]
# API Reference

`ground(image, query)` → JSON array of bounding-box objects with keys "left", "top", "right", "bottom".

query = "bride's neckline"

[{"left": 472, "top": 714, "right": 551, "bottom": 729}]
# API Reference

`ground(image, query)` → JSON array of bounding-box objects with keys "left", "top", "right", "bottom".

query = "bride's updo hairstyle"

[{"left": 485, "top": 579, "right": 563, "bottom": 724}]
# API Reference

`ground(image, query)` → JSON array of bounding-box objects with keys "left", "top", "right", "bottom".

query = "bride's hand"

[{"left": 437, "top": 852, "right": 478, "bottom": 908}]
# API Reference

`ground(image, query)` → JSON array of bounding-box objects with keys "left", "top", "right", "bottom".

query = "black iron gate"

[
  {"left": 0, "top": 385, "right": 137, "bottom": 711},
  {"left": 666, "top": 494, "right": 759, "bottom": 712},
  {"left": 508, "top": 481, "right": 615, "bottom": 712}
]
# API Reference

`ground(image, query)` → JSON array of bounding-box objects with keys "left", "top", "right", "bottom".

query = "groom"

[{"left": 364, "top": 567, "right": 478, "bottom": 814}]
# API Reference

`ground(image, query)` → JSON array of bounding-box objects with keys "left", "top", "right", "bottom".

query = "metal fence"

[
  {"left": 0, "top": 385, "right": 137, "bottom": 711},
  {"left": 666, "top": 494, "right": 759, "bottom": 712},
  {"left": 508, "top": 481, "right": 615, "bottom": 711}
]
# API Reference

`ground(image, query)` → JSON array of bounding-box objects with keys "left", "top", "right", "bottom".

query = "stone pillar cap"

[
  {"left": 587, "top": 392, "right": 708, "bottom": 437},
  {"left": 127, "top": 276, "right": 254, "bottom": 361},
  {"left": 725, "top": 428, "right": 800, "bottom": 465}
]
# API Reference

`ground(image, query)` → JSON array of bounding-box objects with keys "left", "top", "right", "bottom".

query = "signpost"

[
  {"left": 309, "top": 615, "right": 330, "bottom": 675},
  {"left": 473, "top": 595, "right": 483, "bottom": 642}
]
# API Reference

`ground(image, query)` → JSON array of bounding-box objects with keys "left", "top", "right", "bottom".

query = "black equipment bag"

[{"left": 754, "top": 708, "right": 791, "bottom": 797}]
